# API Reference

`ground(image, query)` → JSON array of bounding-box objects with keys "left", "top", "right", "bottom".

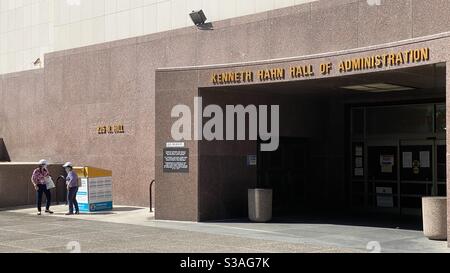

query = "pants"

[
  {"left": 37, "top": 184, "right": 51, "bottom": 212},
  {"left": 68, "top": 187, "right": 79, "bottom": 213}
]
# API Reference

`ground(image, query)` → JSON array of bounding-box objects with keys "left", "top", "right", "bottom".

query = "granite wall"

[{"left": 1, "top": 0, "right": 450, "bottom": 210}]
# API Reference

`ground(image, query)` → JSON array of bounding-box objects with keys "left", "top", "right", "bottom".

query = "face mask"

[{"left": 65, "top": 168, "right": 71, "bottom": 173}]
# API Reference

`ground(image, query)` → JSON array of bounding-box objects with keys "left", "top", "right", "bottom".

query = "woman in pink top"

[{"left": 31, "top": 159, "right": 54, "bottom": 215}]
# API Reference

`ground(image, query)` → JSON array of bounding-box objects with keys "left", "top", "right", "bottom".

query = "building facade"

[
  {"left": 0, "top": 0, "right": 449, "bottom": 245},
  {"left": 0, "top": 0, "right": 317, "bottom": 74}
]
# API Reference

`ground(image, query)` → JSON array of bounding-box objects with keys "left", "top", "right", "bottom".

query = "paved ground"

[{"left": 0, "top": 205, "right": 448, "bottom": 253}]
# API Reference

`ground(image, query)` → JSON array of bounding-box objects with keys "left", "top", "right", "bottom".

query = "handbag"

[{"left": 45, "top": 176, "right": 56, "bottom": 190}]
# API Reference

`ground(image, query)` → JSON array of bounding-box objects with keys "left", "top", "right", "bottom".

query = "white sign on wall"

[
  {"left": 166, "top": 142, "right": 185, "bottom": 148},
  {"left": 376, "top": 187, "right": 394, "bottom": 208}
]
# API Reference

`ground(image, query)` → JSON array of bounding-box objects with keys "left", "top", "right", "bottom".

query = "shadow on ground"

[{"left": 209, "top": 211, "right": 423, "bottom": 231}]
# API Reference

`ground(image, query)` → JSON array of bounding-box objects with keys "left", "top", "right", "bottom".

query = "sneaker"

[
  {"left": 45, "top": 210, "right": 54, "bottom": 214},
  {"left": 37, "top": 212, "right": 42, "bottom": 216},
  {"left": 75, "top": 212, "right": 80, "bottom": 215},
  {"left": 65, "top": 212, "right": 74, "bottom": 215}
]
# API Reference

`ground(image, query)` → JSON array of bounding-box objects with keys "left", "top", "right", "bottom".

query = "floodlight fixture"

[
  {"left": 190, "top": 10, "right": 207, "bottom": 26},
  {"left": 190, "top": 10, "right": 213, "bottom": 30}
]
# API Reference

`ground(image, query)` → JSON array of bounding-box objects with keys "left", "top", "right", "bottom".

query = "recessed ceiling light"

[
  {"left": 365, "top": 83, "right": 401, "bottom": 89},
  {"left": 342, "top": 83, "right": 415, "bottom": 93},
  {"left": 342, "top": 85, "right": 375, "bottom": 91}
]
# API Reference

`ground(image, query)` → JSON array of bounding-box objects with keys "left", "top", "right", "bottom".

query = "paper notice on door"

[
  {"left": 380, "top": 155, "right": 394, "bottom": 165},
  {"left": 354, "top": 168, "right": 364, "bottom": 176},
  {"left": 402, "top": 152, "right": 413, "bottom": 168},
  {"left": 355, "top": 146, "right": 363, "bottom": 156},
  {"left": 380, "top": 155, "right": 394, "bottom": 173},
  {"left": 381, "top": 165, "right": 393, "bottom": 173},
  {"left": 420, "top": 151, "right": 430, "bottom": 168},
  {"left": 355, "top": 157, "right": 363, "bottom": 168}
]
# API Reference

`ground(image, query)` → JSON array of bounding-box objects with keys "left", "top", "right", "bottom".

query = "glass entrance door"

[
  {"left": 399, "top": 140, "right": 434, "bottom": 215},
  {"left": 367, "top": 140, "right": 399, "bottom": 212},
  {"left": 366, "top": 139, "right": 444, "bottom": 215}
]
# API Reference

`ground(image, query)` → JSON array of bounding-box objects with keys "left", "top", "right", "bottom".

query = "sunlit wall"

[{"left": 0, "top": 0, "right": 317, "bottom": 75}]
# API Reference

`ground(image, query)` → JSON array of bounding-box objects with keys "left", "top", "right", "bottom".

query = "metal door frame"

[
  {"left": 399, "top": 139, "right": 435, "bottom": 215},
  {"left": 349, "top": 102, "right": 446, "bottom": 214},
  {"left": 435, "top": 139, "right": 447, "bottom": 197}
]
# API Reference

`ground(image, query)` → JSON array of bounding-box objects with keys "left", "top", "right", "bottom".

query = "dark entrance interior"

[
  {"left": 257, "top": 137, "right": 310, "bottom": 214},
  {"left": 199, "top": 64, "right": 446, "bottom": 229}
]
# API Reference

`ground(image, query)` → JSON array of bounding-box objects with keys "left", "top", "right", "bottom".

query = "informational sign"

[
  {"left": 166, "top": 142, "right": 185, "bottom": 148},
  {"left": 88, "top": 177, "right": 113, "bottom": 204},
  {"left": 355, "top": 146, "right": 363, "bottom": 156},
  {"left": 380, "top": 155, "right": 394, "bottom": 173},
  {"left": 247, "top": 155, "right": 257, "bottom": 166},
  {"left": 77, "top": 178, "right": 89, "bottom": 204},
  {"left": 354, "top": 168, "right": 364, "bottom": 177},
  {"left": 355, "top": 157, "right": 363, "bottom": 168},
  {"left": 402, "top": 152, "right": 413, "bottom": 168},
  {"left": 163, "top": 148, "right": 189, "bottom": 173},
  {"left": 420, "top": 151, "right": 430, "bottom": 168},
  {"left": 353, "top": 143, "right": 364, "bottom": 177},
  {"left": 376, "top": 187, "right": 394, "bottom": 208}
]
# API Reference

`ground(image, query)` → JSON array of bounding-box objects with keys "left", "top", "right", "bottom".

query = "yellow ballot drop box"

[{"left": 74, "top": 167, "right": 113, "bottom": 213}]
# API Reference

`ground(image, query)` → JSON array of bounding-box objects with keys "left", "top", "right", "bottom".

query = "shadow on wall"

[
  {"left": 0, "top": 139, "right": 10, "bottom": 162},
  {"left": 0, "top": 164, "right": 66, "bottom": 208}
]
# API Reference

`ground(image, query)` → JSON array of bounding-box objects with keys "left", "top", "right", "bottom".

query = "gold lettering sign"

[
  {"left": 290, "top": 65, "right": 314, "bottom": 78},
  {"left": 210, "top": 48, "right": 430, "bottom": 85},
  {"left": 97, "top": 124, "right": 125, "bottom": 135},
  {"left": 338, "top": 48, "right": 430, "bottom": 73},
  {"left": 257, "top": 68, "right": 285, "bottom": 81},
  {"left": 211, "top": 71, "right": 253, "bottom": 85}
]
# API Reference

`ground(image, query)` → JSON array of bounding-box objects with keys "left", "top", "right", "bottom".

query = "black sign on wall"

[{"left": 163, "top": 148, "right": 189, "bottom": 173}]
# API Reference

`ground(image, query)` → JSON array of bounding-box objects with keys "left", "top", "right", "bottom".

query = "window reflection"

[{"left": 366, "top": 104, "right": 434, "bottom": 135}]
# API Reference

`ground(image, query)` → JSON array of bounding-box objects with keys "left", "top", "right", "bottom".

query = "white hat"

[
  {"left": 63, "top": 162, "right": 73, "bottom": 168},
  {"left": 38, "top": 159, "right": 48, "bottom": 166}
]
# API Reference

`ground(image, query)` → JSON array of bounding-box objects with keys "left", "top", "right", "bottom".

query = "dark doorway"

[
  {"left": 199, "top": 64, "right": 446, "bottom": 228},
  {"left": 258, "top": 137, "right": 310, "bottom": 216},
  {"left": 352, "top": 102, "right": 446, "bottom": 218}
]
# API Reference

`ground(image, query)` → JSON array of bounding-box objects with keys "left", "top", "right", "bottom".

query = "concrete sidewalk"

[
  {"left": 0, "top": 206, "right": 353, "bottom": 253},
  {"left": 1, "top": 205, "right": 448, "bottom": 253}
]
